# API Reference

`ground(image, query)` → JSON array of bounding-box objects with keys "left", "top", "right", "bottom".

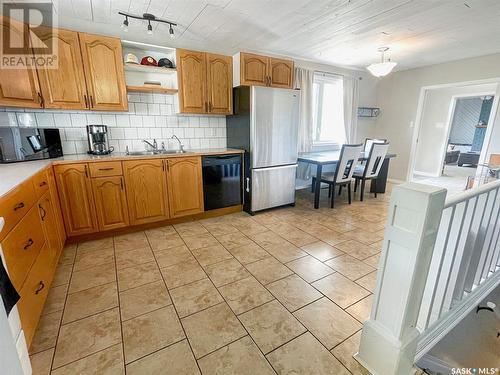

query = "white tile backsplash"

[{"left": 0, "top": 92, "right": 227, "bottom": 155}]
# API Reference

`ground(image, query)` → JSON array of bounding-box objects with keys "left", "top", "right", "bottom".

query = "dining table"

[{"left": 298, "top": 150, "right": 397, "bottom": 209}]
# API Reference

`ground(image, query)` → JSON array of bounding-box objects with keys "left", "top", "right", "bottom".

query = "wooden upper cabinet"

[
  {"left": 206, "top": 53, "right": 232, "bottom": 115},
  {"left": 269, "top": 58, "right": 294, "bottom": 88},
  {"left": 0, "top": 16, "right": 42, "bottom": 108},
  {"left": 177, "top": 49, "right": 207, "bottom": 114},
  {"left": 239, "top": 52, "right": 294, "bottom": 89},
  {"left": 123, "top": 160, "right": 169, "bottom": 225},
  {"left": 166, "top": 156, "right": 204, "bottom": 218},
  {"left": 240, "top": 53, "right": 269, "bottom": 87},
  {"left": 78, "top": 33, "right": 128, "bottom": 111},
  {"left": 33, "top": 28, "right": 88, "bottom": 110},
  {"left": 92, "top": 176, "right": 129, "bottom": 231},
  {"left": 54, "top": 163, "right": 98, "bottom": 236}
]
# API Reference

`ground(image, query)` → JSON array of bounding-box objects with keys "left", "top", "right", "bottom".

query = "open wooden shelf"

[
  {"left": 124, "top": 62, "right": 176, "bottom": 74},
  {"left": 126, "top": 85, "right": 178, "bottom": 94}
]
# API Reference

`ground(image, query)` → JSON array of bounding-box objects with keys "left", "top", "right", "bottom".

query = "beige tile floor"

[{"left": 29, "top": 185, "right": 394, "bottom": 375}]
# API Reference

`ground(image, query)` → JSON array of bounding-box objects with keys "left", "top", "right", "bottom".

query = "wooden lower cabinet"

[
  {"left": 17, "top": 243, "right": 55, "bottom": 347},
  {"left": 92, "top": 176, "right": 129, "bottom": 231},
  {"left": 123, "top": 159, "right": 169, "bottom": 225},
  {"left": 166, "top": 157, "right": 204, "bottom": 218},
  {"left": 55, "top": 163, "right": 98, "bottom": 236}
]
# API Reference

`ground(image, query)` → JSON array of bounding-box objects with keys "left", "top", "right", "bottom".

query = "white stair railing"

[{"left": 355, "top": 180, "right": 500, "bottom": 375}]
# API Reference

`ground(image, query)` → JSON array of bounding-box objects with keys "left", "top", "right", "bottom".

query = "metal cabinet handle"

[
  {"left": 245, "top": 177, "right": 250, "bottom": 193},
  {"left": 38, "top": 204, "right": 47, "bottom": 221},
  {"left": 98, "top": 167, "right": 114, "bottom": 171},
  {"left": 89, "top": 95, "right": 94, "bottom": 108},
  {"left": 13, "top": 202, "right": 25, "bottom": 211},
  {"left": 209, "top": 101, "right": 212, "bottom": 112},
  {"left": 84, "top": 165, "right": 89, "bottom": 178},
  {"left": 35, "top": 281, "right": 45, "bottom": 295},
  {"left": 84, "top": 94, "right": 89, "bottom": 108},
  {"left": 120, "top": 178, "right": 124, "bottom": 190},
  {"left": 205, "top": 101, "right": 208, "bottom": 112},
  {"left": 39, "top": 181, "right": 47, "bottom": 187},
  {"left": 23, "top": 238, "right": 34, "bottom": 250}
]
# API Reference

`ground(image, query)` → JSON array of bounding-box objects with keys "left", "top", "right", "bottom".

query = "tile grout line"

[{"left": 146, "top": 227, "right": 205, "bottom": 375}]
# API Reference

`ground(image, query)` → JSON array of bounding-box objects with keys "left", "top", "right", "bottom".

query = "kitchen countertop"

[{"left": 0, "top": 148, "right": 244, "bottom": 198}]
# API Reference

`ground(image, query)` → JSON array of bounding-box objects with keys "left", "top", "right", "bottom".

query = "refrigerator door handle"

[{"left": 245, "top": 177, "right": 250, "bottom": 193}]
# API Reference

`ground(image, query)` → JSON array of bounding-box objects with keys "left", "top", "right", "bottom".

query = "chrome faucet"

[
  {"left": 171, "top": 135, "right": 184, "bottom": 152},
  {"left": 142, "top": 139, "right": 157, "bottom": 150}
]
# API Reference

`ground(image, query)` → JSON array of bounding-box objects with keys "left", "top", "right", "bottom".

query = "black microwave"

[{"left": 0, "top": 127, "right": 63, "bottom": 163}]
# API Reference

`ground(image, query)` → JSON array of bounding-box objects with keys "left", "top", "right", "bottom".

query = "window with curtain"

[{"left": 312, "top": 72, "right": 345, "bottom": 145}]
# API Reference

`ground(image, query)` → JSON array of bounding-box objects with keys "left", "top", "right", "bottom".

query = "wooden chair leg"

[
  {"left": 348, "top": 182, "right": 352, "bottom": 204},
  {"left": 354, "top": 178, "right": 359, "bottom": 192},
  {"left": 360, "top": 179, "right": 366, "bottom": 202},
  {"left": 338, "top": 185, "right": 342, "bottom": 196},
  {"left": 311, "top": 177, "right": 316, "bottom": 193}
]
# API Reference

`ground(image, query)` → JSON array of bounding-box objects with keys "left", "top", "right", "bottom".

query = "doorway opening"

[{"left": 410, "top": 82, "right": 499, "bottom": 194}]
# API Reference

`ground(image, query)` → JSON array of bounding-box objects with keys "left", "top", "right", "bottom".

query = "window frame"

[{"left": 311, "top": 71, "right": 345, "bottom": 150}]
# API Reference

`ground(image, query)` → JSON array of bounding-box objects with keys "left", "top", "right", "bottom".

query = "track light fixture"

[{"left": 118, "top": 12, "right": 176, "bottom": 38}]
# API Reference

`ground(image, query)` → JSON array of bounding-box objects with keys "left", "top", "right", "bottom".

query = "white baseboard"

[{"left": 388, "top": 178, "right": 405, "bottom": 184}]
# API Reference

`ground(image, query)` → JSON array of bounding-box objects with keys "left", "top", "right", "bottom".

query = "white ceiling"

[{"left": 48, "top": 0, "right": 500, "bottom": 71}]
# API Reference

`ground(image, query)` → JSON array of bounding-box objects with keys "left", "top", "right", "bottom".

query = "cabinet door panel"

[
  {"left": 34, "top": 28, "right": 88, "bottom": 109},
  {"left": 55, "top": 164, "right": 98, "bottom": 236},
  {"left": 269, "top": 58, "right": 294, "bottom": 88},
  {"left": 79, "top": 33, "right": 128, "bottom": 111},
  {"left": 17, "top": 244, "right": 54, "bottom": 347},
  {"left": 206, "top": 53, "right": 232, "bottom": 115},
  {"left": 177, "top": 49, "right": 206, "bottom": 113},
  {"left": 123, "top": 160, "right": 169, "bottom": 225},
  {"left": 92, "top": 176, "right": 129, "bottom": 231},
  {"left": 0, "top": 16, "right": 41, "bottom": 108},
  {"left": 240, "top": 53, "right": 268, "bottom": 87},
  {"left": 38, "top": 192, "right": 62, "bottom": 265},
  {"left": 166, "top": 157, "right": 204, "bottom": 218}
]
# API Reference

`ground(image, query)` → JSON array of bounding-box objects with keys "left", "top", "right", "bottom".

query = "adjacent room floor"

[
  {"left": 413, "top": 164, "right": 477, "bottom": 195},
  {"left": 28, "top": 186, "right": 393, "bottom": 375}
]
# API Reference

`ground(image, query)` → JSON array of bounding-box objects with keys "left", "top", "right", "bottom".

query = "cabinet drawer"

[
  {"left": 17, "top": 243, "right": 54, "bottom": 347},
  {"left": 32, "top": 169, "right": 50, "bottom": 199},
  {"left": 0, "top": 179, "right": 37, "bottom": 241},
  {"left": 89, "top": 161, "right": 123, "bottom": 177},
  {"left": 1, "top": 205, "right": 45, "bottom": 290}
]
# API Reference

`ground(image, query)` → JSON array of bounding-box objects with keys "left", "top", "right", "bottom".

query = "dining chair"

[
  {"left": 354, "top": 142, "right": 390, "bottom": 201},
  {"left": 363, "top": 138, "right": 387, "bottom": 155},
  {"left": 319, "top": 144, "right": 363, "bottom": 208}
]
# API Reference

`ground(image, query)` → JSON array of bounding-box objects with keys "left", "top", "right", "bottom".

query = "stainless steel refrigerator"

[{"left": 227, "top": 86, "right": 299, "bottom": 214}]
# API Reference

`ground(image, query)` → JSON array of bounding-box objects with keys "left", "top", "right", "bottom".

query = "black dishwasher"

[{"left": 202, "top": 155, "right": 242, "bottom": 210}]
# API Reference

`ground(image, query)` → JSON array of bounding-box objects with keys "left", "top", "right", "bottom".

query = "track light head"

[
  {"left": 147, "top": 21, "right": 153, "bottom": 35},
  {"left": 169, "top": 25, "right": 175, "bottom": 39},
  {"left": 121, "top": 16, "right": 128, "bottom": 32}
]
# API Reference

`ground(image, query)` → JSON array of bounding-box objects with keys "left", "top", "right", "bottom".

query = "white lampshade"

[{"left": 367, "top": 61, "right": 397, "bottom": 77}]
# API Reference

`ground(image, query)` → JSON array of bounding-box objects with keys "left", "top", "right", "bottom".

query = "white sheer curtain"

[
  {"left": 343, "top": 76, "right": 359, "bottom": 143},
  {"left": 294, "top": 67, "right": 314, "bottom": 180}
]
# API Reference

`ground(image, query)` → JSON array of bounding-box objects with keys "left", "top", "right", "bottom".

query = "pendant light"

[{"left": 367, "top": 47, "right": 397, "bottom": 77}]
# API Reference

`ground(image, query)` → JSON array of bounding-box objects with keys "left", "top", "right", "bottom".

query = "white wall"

[
  {"left": 413, "top": 83, "right": 497, "bottom": 177},
  {"left": 375, "top": 53, "right": 500, "bottom": 181}
]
